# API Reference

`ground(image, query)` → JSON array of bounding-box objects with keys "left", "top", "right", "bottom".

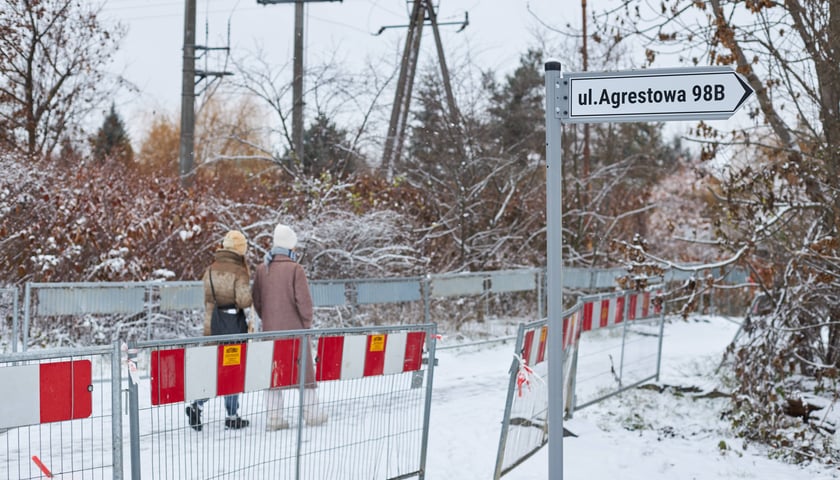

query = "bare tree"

[
  {"left": 228, "top": 48, "right": 393, "bottom": 176},
  {"left": 596, "top": 0, "right": 840, "bottom": 461},
  {"left": 0, "top": 0, "right": 123, "bottom": 158}
]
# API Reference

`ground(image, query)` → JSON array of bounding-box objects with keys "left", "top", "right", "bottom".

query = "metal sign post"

[
  {"left": 544, "top": 60, "right": 564, "bottom": 480},
  {"left": 543, "top": 63, "right": 753, "bottom": 480}
]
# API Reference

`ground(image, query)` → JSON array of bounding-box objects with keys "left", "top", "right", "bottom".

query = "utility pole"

[
  {"left": 427, "top": 2, "right": 459, "bottom": 125},
  {"left": 257, "top": 0, "right": 341, "bottom": 169},
  {"left": 178, "top": 0, "right": 233, "bottom": 185},
  {"left": 378, "top": 0, "right": 468, "bottom": 178},
  {"left": 293, "top": 0, "right": 305, "bottom": 165},
  {"left": 178, "top": 0, "right": 197, "bottom": 185},
  {"left": 582, "top": 0, "right": 591, "bottom": 205},
  {"left": 380, "top": 0, "right": 425, "bottom": 179}
]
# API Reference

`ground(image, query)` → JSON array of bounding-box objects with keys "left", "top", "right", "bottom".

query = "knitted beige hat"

[{"left": 222, "top": 230, "right": 247, "bottom": 255}]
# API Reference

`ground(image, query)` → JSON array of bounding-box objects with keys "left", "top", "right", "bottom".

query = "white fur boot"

[
  {"left": 302, "top": 389, "right": 327, "bottom": 426},
  {"left": 265, "top": 389, "right": 289, "bottom": 431}
]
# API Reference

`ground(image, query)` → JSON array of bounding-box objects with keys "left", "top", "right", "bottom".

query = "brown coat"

[
  {"left": 202, "top": 249, "right": 253, "bottom": 336},
  {"left": 252, "top": 254, "right": 316, "bottom": 387}
]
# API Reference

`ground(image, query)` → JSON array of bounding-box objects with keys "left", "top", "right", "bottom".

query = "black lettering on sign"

[{"left": 591, "top": 88, "right": 688, "bottom": 109}]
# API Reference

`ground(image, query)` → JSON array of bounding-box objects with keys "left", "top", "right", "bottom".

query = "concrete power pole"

[
  {"left": 292, "top": 0, "right": 305, "bottom": 165},
  {"left": 256, "top": 0, "right": 341, "bottom": 169},
  {"left": 178, "top": 0, "right": 233, "bottom": 185},
  {"left": 178, "top": 0, "right": 197, "bottom": 185}
]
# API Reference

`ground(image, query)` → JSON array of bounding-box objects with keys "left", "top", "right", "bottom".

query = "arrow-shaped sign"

[{"left": 558, "top": 67, "right": 754, "bottom": 123}]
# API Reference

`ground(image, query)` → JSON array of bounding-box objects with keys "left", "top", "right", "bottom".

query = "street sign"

[
  {"left": 544, "top": 62, "right": 756, "bottom": 480},
  {"left": 558, "top": 66, "right": 754, "bottom": 123}
]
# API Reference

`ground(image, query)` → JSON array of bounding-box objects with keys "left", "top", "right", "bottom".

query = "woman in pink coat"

[{"left": 252, "top": 224, "right": 327, "bottom": 431}]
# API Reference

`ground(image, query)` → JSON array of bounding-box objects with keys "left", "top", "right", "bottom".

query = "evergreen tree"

[
  {"left": 485, "top": 49, "right": 545, "bottom": 166},
  {"left": 301, "top": 112, "right": 357, "bottom": 177},
  {"left": 91, "top": 104, "right": 133, "bottom": 164}
]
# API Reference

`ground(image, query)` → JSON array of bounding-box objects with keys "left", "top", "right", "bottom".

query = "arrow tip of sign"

[{"left": 734, "top": 73, "right": 754, "bottom": 111}]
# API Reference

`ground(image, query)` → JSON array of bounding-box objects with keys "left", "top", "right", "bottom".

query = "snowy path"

[{"left": 424, "top": 316, "right": 840, "bottom": 479}]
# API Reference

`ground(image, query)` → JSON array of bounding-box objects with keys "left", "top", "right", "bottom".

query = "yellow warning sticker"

[
  {"left": 223, "top": 345, "right": 242, "bottom": 366},
  {"left": 540, "top": 326, "right": 547, "bottom": 342},
  {"left": 369, "top": 335, "right": 385, "bottom": 352}
]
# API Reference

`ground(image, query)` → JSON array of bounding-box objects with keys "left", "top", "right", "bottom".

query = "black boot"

[
  {"left": 185, "top": 403, "right": 202, "bottom": 432},
  {"left": 225, "top": 415, "right": 250, "bottom": 429}
]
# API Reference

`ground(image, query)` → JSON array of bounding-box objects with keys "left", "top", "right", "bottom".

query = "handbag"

[{"left": 209, "top": 270, "right": 248, "bottom": 335}]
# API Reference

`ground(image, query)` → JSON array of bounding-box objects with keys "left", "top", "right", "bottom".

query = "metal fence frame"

[
  {"left": 493, "top": 288, "right": 666, "bottom": 479},
  {"left": 1, "top": 286, "right": 19, "bottom": 353},
  {"left": 493, "top": 318, "right": 550, "bottom": 479},
  {"left": 127, "top": 324, "right": 437, "bottom": 480},
  {"left": 567, "top": 296, "right": 665, "bottom": 414},
  {"left": 0, "top": 342, "right": 123, "bottom": 479},
  {"left": 1, "top": 324, "right": 437, "bottom": 480}
]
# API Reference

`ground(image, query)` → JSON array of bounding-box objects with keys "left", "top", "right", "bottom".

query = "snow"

[
  {"left": 424, "top": 315, "right": 840, "bottom": 479},
  {"left": 7, "top": 314, "right": 839, "bottom": 478}
]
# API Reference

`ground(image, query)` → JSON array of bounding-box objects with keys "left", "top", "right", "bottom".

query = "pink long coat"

[{"left": 252, "top": 255, "right": 317, "bottom": 387}]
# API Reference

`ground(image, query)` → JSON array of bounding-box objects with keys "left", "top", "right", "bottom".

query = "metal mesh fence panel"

[
  {"left": 493, "top": 308, "right": 583, "bottom": 479},
  {"left": 0, "top": 343, "right": 122, "bottom": 479},
  {"left": 0, "top": 287, "right": 18, "bottom": 353},
  {"left": 130, "top": 324, "right": 436, "bottom": 480},
  {"left": 569, "top": 292, "right": 664, "bottom": 413}
]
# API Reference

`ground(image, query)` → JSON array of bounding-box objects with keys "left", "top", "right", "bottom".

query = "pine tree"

[
  {"left": 301, "top": 112, "right": 356, "bottom": 177},
  {"left": 486, "top": 49, "right": 545, "bottom": 166},
  {"left": 91, "top": 104, "right": 133, "bottom": 164}
]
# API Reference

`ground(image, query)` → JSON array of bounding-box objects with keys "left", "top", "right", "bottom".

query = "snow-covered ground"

[
  {"left": 6, "top": 314, "right": 839, "bottom": 479},
  {"left": 425, "top": 315, "right": 840, "bottom": 479}
]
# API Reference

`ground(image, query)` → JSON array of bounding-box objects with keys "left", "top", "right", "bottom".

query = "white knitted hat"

[{"left": 273, "top": 224, "right": 298, "bottom": 250}]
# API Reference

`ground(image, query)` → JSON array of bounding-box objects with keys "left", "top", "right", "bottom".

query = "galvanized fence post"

[
  {"left": 22, "top": 282, "right": 31, "bottom": 352},
  {"left": 655, "top": 305, "right": 666, "bottom": 382},
  {"left": 112, "top": 340, "right": 124, "bottom": 479},
  {"left": 295, "top": 334, "right": 310, "bottom": 480},
  {"left": 618, "top": 293, "right": 630, "bottom": 387},
  {"left": 11, "top": 286, "right": 19, "bottom": 353},
  {"left": 566, "top": 341, "right": 581, "bottom": 419},
  {"left": 418, "top": 323, "right": 437, "bottom": 480},
  {"left": 423, "top": 275, "right": 430, "bottom": 324},
  {"left": 493, "top": 323, "right": 525, "bottom": 480},
  {"left": 145, "top": 282, "right": 153, "bottom": 341},
  {"left": 127, "top": 343, "right": 142, "bottom": 480}
]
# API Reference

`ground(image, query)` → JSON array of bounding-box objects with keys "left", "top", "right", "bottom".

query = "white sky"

[
  {"left": 99, "top": 0, "right": 759, "bottom": 157},
  {"left": 102, "top": 0, "right": 580, "bottom": 136}
]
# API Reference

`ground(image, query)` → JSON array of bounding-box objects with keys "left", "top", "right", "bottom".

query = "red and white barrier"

[
  {"left": 580, "top": 292, "right": 657, "bottom": 333},
  {"left": 563, "top": 311, "right": 582, "bottom": 350},
  {"left": 315, "top": 331, "right": 425, "bottom": 381},
  {"left": 150, "top": 331, "right": 427, "bottom": 406},
  {"left": 520, "top": 326, "right": 547, "bottom": 366},
  {"left": 0, "top": 360, "right": 93, "bottom": 429}
]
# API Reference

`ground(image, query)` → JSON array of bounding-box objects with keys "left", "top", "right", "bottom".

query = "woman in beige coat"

[
  {"left": 186, "top": 230, "right": 252, "bottom": 431},
  {"left": 252, "top": 224, "right": 327, "bottom": 430}
]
